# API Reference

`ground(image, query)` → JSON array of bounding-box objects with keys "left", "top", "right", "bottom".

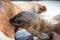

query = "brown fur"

[
  {"left": 10, "top": 11, "right": 60, "bottom": 40},
  {"left": 10, "top": 11, "right": 42, "bottom": 36},
  {"left": 0, "top": 0, "right": 14, "bottom": 38},
  {"left": 13, "top": 3, "right": 47, "bottom": 15},
  {"left": 0, "top": 1, "right": 47, "bottom": 39}
]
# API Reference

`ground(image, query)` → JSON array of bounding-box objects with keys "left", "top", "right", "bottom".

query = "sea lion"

[
  {"left": 13, "top": 3, "right": 47, "bottom": 15},
  {"left": 0, "top": 0, "right": 15, "bottom": 40}
]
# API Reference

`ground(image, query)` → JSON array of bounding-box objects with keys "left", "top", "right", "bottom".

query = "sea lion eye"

[{"left": 14, "top": 18, "right": 21, "bottom": 23}]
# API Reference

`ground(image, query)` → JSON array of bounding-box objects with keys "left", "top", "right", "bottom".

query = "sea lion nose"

[
  {"left": 10, "top": 17, "right": 16, "bottom": 25},
  {"left": 10, "top": 17, "right": 21, "bottom": 25}
]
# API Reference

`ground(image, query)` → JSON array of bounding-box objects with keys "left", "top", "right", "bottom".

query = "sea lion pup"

[
  {"left": 0, "top": 0, "right": 15, "bottom": 40},
  {"left": 10, "top": 11, "right": 50, "bottom": 40},
  {"left": 13, "top": 3, "right": 47, "bottom": 15},
  {"left": 10, "top": 11, "right": 41, "bottom": 36},
  {"left": 10, "top": 11, "right": 60, "bottom": 40}
]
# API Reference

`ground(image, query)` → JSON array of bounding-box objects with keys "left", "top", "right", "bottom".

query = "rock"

[{"left": 15, "top": 29, "right": 33, "bottom": 40}]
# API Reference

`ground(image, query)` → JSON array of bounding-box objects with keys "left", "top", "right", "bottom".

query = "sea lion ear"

[
  {"left": 38, "top": 4, "right": 47, "bottom": 14},
  {"left": 38, "top": 5, "right": 47, "bottom": 13},
  {"left": 33, "top": 3, "right": 47, "bottom": 14}
]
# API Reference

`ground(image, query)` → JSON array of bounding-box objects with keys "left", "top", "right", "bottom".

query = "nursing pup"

[
  {"left": 10, "top": 11, "right": 60, "bottom": 40},
  {"left": 10, "top": 11, "right": 41, "bottom": 36},
  {"left": 10, "top": 11, "right": 50, "bottom": 40},
  {"left": 0, "top": 0, "right": 15, "bottom": 40}
]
